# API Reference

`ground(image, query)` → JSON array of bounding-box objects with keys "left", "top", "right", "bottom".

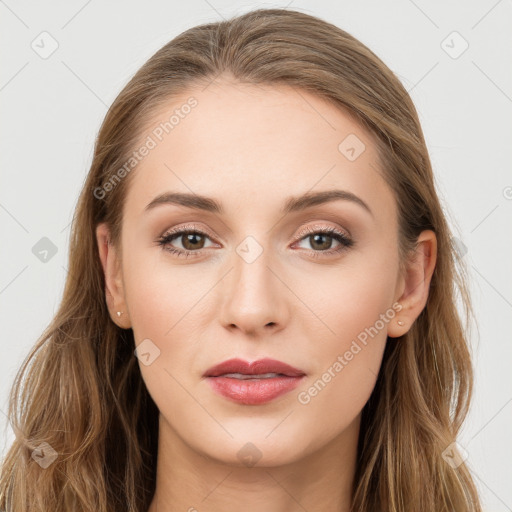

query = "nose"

[{"left": 218, "top": 245, "right": 290, "bottom": 337}]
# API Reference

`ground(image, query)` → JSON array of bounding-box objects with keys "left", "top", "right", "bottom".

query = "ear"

[
  {"left": 96, "top": 222, "right": 131, "bottom": 329},
  {"left": 388, "top": 229, "right": 437, "bottom": 338}
]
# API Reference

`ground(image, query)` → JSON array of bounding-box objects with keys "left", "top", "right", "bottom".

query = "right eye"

[{"left": 157, "top": 228, "right": 217, "bottom": 258}]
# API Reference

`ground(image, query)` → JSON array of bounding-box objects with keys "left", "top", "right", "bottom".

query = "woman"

[{"left": 0, "top": 7, "right": 482, "bottom": 511}]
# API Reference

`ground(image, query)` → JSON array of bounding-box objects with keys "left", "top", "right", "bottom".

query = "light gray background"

[{"left": 1, "top": 1, "right": 511, "bottom": 510}]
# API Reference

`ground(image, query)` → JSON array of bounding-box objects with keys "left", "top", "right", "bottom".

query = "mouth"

[
  {"left": 203, "top": 357, "right": 306, "bottom": 378},
  {"left": 215, "top": 372, "right": 289, "bottom": 380},
  {"left": 203, "top": 358, "right": 306, "bottom": 405}
]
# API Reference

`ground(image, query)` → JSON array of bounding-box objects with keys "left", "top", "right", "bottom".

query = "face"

[{"left": 100, "top": 77, "right": 408, "bottom": 467}]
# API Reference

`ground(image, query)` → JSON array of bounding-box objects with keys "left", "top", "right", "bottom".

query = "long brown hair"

[{"left": 0, "top": 8, "right": 481, "bottom": 511}]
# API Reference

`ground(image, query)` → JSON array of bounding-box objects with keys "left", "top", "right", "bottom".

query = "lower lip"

[{"left": 206, "top": 375, "right": 305, "bottom": 405}]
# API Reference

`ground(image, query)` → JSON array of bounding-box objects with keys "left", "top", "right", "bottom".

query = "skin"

[{"left": 96, "top": 77, "right": 437, "bottom": 512}]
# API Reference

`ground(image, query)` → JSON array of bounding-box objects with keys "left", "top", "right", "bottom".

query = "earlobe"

[
  {"left": 95, "top": 223, "right": 131, "bottom": 329},
  {"left": 388, "top": 230, "right": 437, "bottom": 338}
]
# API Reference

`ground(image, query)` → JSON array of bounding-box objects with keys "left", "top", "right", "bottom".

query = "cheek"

[
  {"left": 298, "top": 247, "right": 398, "bottom": 343},
  {"left": 290, "top": 316, "right": 389, "bottom": 455},
  {"left": 291, "top": 253, "right": 397, "bottom": 421},
  {"left": 122, "top": 249, "right": 217, "bottom": 395},
  {"left": 121, "top": 252, "right": 207, "bottom": 418},
  {"left": 122, "top": 247, "right": 211, "bottom": 341}
]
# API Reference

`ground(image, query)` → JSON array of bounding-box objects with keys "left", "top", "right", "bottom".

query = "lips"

[
  {"left": 203, "top": 358, "right": 306, "bottom": 405},
  {"left": 203, "top": 358, "right": 306, "bottom": 378}
]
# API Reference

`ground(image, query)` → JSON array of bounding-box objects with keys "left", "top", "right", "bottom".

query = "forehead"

[{"left": 123, "top": 79, "right": 395, "bottom": 225}]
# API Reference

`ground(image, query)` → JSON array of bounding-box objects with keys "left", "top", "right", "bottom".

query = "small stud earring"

[
  {"left": 116, "top": 311, "right": 123, "bottom": 317},
  {"left": 397, "top": 320, "right": 404, "bottom": 326}
]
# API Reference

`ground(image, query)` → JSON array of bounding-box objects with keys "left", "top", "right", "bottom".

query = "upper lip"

[{"left": 203, "top": 358, "right": 306, "bottom": 378}]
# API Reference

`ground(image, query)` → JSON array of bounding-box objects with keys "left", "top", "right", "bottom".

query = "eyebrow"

[{"left": 144, "top": 189, "right": 373, "bottom": 217}]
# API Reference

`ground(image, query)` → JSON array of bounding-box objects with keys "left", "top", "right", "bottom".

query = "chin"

[{"left": 192, "top": 424, "right": 314, "bottom": 468}]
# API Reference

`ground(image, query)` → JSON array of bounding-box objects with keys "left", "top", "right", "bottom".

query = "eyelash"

[{"left": 156, "top": 223, "right": 354, "bottom": 260}]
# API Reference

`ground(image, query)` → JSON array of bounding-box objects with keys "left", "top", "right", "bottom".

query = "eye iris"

[
  {"left": 182, "top": 232, "right": 205, "bottom": 250},
  {"left": 310, "top": 233, "right": 332, "bottom": 251}
]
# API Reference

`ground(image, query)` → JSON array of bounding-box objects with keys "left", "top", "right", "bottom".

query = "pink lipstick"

[{"left": 203, "top": 358, "right": 306, "bottom": 405}]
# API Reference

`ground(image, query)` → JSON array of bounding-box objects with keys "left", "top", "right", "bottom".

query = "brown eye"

[
  {"left": 157, "top": 228, "right": 216, "bottom": 258},
  {"left": 293, "top": 226, "right": 354, "bottom": 259},
  {"left": 180, "top": 232, "right": 206, "bottom": 250},
  {"left": 307, "top": 233, "right": 335, "bottom": 251}
]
